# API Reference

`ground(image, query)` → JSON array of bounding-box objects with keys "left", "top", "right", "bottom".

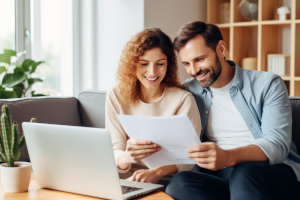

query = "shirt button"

[{"left": 206, "top": 111, "right": 208, "bottom": 114}]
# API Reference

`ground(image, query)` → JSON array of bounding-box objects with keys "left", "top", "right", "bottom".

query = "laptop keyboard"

[{"left": 121, "top": 185, "right": 143, "bottom": 194}]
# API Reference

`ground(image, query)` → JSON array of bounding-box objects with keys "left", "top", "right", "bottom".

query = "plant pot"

[{"left": 0, "top": 162, "right": 31, "bottom": 193}]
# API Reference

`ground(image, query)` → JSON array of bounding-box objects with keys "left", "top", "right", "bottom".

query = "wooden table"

[{"left": 0, "top": 175, "right": 174, "bottom": 200}]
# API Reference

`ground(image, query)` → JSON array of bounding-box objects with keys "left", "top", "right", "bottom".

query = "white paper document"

[{"left": 117, "top": 115, "right": 201, "bottom": 169}]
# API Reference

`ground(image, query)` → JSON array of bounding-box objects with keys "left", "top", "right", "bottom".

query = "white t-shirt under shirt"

[{"left": 205, "top": 80, "right": 255, "bottom": 150}]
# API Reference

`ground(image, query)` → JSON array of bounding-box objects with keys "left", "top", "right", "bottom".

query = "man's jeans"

[{"left": 166, "top": 162, "right": 300, "bottom": 200}]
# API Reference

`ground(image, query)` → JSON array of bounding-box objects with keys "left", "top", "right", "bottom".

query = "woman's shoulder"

[
  {"left": 164, "top": 87, "right": 195, "bottom": 104},
  {"left": 107, "top": 85, "right": 122, "bottom": 102},
  {"left": 166, "top": 87, "right": 194, "bottom": 99},
  {"left": 107, "top": 85, "right": 120, "bottom": 94},
  {"left": 164, "top": 87, "right": 198, "bottom": 113}
]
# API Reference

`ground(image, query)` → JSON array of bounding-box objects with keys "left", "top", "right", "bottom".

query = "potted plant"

[
  {"left": 0, "top": 49, "right": 48, "bottom": 99},
  {"left": 0, "top": 104, "right": 36, "bottom": 193}
]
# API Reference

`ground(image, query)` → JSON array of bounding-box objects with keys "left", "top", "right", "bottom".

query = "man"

[{"left": 166, "top": 21, "right": 300, "bottom": 200}]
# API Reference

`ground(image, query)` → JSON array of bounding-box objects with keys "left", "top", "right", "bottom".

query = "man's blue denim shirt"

[{"left": 184, "top": 60, "right": 300, "bottom": 181}]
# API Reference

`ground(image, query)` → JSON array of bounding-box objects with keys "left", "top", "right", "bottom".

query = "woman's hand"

[
  {"left": 118, "top": 139, "right": 161, "bottom": 170},
  {"left": 125, "top": 165, "right": 178, "bottom": 184},
  {"left": 126, "top": 169, "right": 163, "bottom": 184}
]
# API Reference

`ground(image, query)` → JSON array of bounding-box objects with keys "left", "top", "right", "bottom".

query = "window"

[
  {"left": 0, "top": 0, "right": 15, "bottom": 52},
  {"left": 31, "top": 0, "right": 73, "bottom": 96},
  {"left": 0, "top": 0, "right": 73, "bottom": 97}
]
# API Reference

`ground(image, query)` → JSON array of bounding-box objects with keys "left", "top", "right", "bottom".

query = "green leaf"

[
  {"left": 13, "top": 67, "right": 25, "bottom": 74},
  {"left": 21, "top": 59, "right": 35, "bottom": 71},
  {"left": 4, "top": 49, "right": 17, "bottom": 57},
  {"left": 31, "top": 91, "right": 48, "bottom": 97},
  {"left": 0, "top": 87, "right": 6, "bottom": 98},
  {"left": 30, "top": 61, "right": 45, "bottom": 74},
  {"left": 27, "top": 78, "right": 42, "bottom": 86},
  {"left": 2, "top": 90, "right": 18, "bottom": 99},
  {"left": 32, "top": 93, "right": 48, "bottom": 97},
  {"left": 2, "top": 73, "right": 27, "bottom": 87},
  {"left": 0, "top": 66, "right": 6, "bottom": 74},
  {"left": 13, "top": 61, "right": 21, "bottom": 68},
  {"left": 12, "top": 83, "right": 24, "bottom": 98},
  {"left": 0, "top": 54, "right": 10, "bottom": 64}
]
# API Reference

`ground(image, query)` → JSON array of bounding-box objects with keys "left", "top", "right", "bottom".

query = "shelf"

[
  {"left": 207, "top": 0, "right": 296, "bottom": 96},
  {"left": 219, "top": 27, "right": 230, "bottom": 59},
  {"left": 261, "top": 24, "right": 291, "bottom": 72},
  {"left": 233, "top": 0, "right": 259, "bottom": 23},
  {"left": 220, "top": 20, "right": 292, "bottom": 26},
  {"left": 233, "top": 26, "right": 258, "bottom": 68},
  {"left": 261, "top": 0, "right": 292, "bottom": 21},
  {"left": 261, "top": 20, "right": 292, "bottom": 25},
  {"left": 217, "top": 21, "right": 291, "bottom": 27},
  {"left": 296, "top": 0, "right": 300, "bottom": 19},
  {"left": 281, "top": 76, "right": 291, "bottom": 81},
  {"left": 216, "top": 23, "right": 231, "bottom": 28},
  {"left": 208, "top": 0, "right": 231, "bottom": 25},
  {"left": 284, "top": 80, "right": 291, "bottom": 95},
  {"left": 294, "top": 81, "right": 300, "bottom": 97},
  {"left": 295, "top": 24, "right": 300, "bottom": 76},
  {"left": 233, "top": 21, "right": 258, "bottom": 27}
]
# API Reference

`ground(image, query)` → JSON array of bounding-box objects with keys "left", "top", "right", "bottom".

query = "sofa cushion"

[
  {"left": 78, "top": 90, "right": 107, "bottom": 128},
  {"left": 0, "top": 96, "right": 82, "bottom": 161}
]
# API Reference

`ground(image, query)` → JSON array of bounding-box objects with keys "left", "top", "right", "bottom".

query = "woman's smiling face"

[{"left": 136, "top": 47, "right": 168, "bottom": 90}]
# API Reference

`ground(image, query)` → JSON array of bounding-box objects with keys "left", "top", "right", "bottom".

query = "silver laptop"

[{"left": 22, "top": 122, "right": 163, "bottom": 200}]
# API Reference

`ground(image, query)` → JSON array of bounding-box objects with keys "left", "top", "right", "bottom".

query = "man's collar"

[
  {"left": 199, "top": 60, "right": 243, "bottom": 94},
  {"left": 228, "top": 60, "right": 243, "bottom": 90}
]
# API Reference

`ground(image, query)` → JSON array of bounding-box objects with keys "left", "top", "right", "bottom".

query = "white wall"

[
  {"left": 144, "top": 0, "right": 207, "bottom": 82},
  {"left": 96, "top": 0, "right": 144, "bottom": 91}
]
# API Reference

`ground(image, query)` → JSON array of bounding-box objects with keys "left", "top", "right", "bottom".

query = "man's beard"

[{"left": 193, "top": 55, "right": 222, "bottom": 88}]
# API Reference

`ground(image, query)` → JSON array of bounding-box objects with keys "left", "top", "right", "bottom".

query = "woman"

[{"left": 105, "top": 28, "right": 201, "bottom": 184}]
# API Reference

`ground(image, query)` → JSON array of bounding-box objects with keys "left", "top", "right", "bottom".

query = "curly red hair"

[{"left": 117, "top": 28, "right": 184, "bottom": 107}]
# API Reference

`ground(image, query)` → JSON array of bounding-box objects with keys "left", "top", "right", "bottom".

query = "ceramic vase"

[{"left": 0, "top": 162, "right": 31, "bottom": 193}]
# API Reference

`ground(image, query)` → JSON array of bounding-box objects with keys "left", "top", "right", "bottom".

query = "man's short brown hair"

[{"left": 174, "top": 21, "right": 223, "bottom": 52}]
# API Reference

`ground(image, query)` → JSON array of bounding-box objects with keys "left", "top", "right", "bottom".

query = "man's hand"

[
  {"left": 187, "top": 143, "right": 269, "bottom": 171},
  {"left": 126, "top": 169, "right": 163, "bottom": 184},
  {"left": 187, "top": 142, "right": 232, "bottom": 171}
]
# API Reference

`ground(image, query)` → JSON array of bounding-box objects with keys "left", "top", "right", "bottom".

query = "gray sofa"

[
  {"left": 0, "top": 90, "right": 106, "bottom": 162},
  {"left": 1, "top": 91, "right": 300, "bottom": 188}
]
